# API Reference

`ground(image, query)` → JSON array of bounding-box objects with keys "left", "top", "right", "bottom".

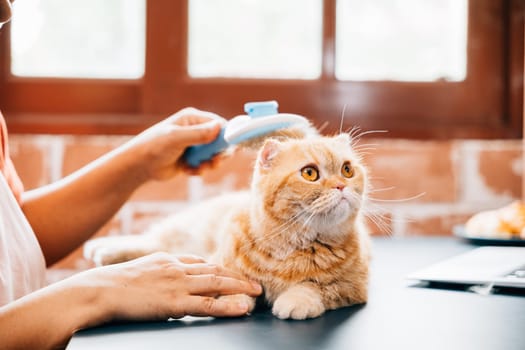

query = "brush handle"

[
  {"left": 183, "top": 128, "right": 229, "bottom": 168},
  {"left": 183, "top": 101, "right": 279, "bottom": 167}
]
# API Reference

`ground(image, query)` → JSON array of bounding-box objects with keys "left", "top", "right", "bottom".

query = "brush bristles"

[{"left": 233, "top": 123, "right": 319, "bottom": 150}]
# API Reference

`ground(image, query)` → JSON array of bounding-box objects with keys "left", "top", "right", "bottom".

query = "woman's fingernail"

[{"left": 251, "top": 282, "right": 262, "bottom": 292}]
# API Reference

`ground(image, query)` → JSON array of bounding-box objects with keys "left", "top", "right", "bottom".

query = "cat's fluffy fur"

[{"left": 84, "top": 131, "right": 371, "bottom": 320}]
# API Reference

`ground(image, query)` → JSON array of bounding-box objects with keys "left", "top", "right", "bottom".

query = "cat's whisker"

[
  {"left": 350, "top": 129, "right": 389, "bottom": 140},
  {"left": 355, "top": 199, "right": 394, "bottom": 236},
  {"left": 248, "top": 222, "right": 296, "bottom": 246},
  {"left": 268, "top": 206, "right": 311, "bottom": 233},
  {"left": 352, "top": 146, "right": 378, "bottom": 152},
  {"left": 352, "top": 148, "right": 378, "bottom": 156},
  {"left": 346, "top": 125, "right": 361, "bottom": 136},
  {"left": 353, "top": 150, "right": 376, "bottom": 156},
  {"left": 368, "top": 186, "right": 396, "bottom": 193},
  {"left": 368, "top": 192, "right": 426, "bottom": 203},
  {"left": 300, "top": 211, "right": 317, "bottom": 234},
  {"left": 347, "top": 126, "right": 363, "bottom": 141},
  {"left": 318, "top": 121, "right": 330, "bottom": 134},
  {"left": 361, "top": 200, "right": 389, "bottom": 216},
  {"left": 351, "top": 144, "right": 378, "bottom": 158},
  {"left": 361, "top": 197, "right": 417, "bottom": 229},
  {"left": 339, "top": 104, "right": 348, "bottom": 134},
  {"left": 240, "top": 207, "right": 312, "bottom": 250},
  {"left": 352, "top": 142, "right": 380, "bottom": 148},
  {"left": 361, "top": 203, "right": 387, "bottom": 219},
  {"left": 363, "top": 211, "right": 393, "bottom": 236},
  {"left": 353, "top": 151, "right": 373, "bottom": 157},
  {"left": 353, "top": 150, "right": 377, "bottom": 157},
  {"left": 362, "top": 194, "right": 389, "bottom": 209},
  {"left": 282, "top": 195, "right": 345, "bottom": 245},
  {"left": 367, "top": 175, "right": 387, "bottom": 181},
  {"left": 239, "top": 227, "right": 295, "bottom": 255}
]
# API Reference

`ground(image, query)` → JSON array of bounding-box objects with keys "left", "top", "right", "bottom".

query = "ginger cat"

[{"left": 84, "top": 133, "right": 371, "bottom": 320}]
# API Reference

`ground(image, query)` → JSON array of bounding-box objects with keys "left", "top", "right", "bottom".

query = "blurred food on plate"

[{"left": 465, "top": 201, "right": 525, "bottom": 239}]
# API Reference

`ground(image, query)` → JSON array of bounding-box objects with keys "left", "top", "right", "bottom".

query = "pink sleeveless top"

[{"left": 0, "top": 112, "right": 46, "bottom": 305}]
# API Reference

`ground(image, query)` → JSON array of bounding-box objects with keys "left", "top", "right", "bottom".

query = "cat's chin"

[
  {"left": 330, "top": 198, "right": 355, "bottom": 221},
  {"left": 307, "top": 200, "right": 354, "bottom": 234}
]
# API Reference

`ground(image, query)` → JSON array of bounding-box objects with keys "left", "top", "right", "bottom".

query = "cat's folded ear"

[{"left": 258, "top": 139, "right": 281, "bottom": 169}]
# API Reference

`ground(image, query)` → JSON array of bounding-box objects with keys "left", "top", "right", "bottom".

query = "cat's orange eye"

[
  {"left": 301, "top": 166, "right": 319, "bottom": 182},
  {"left": 341, "top": 162, "right": 354, "bottom": 178}
]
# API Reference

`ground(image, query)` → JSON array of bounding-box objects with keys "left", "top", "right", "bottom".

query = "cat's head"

[{"left": 251, "top": 133, "right": 368, "bottom": 242}]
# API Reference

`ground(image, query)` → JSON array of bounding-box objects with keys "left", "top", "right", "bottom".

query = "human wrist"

[
  {"left": 106, "top": 141, "right": 152, "bottom": 186},
  {"left": 57, "top": 271, "right": 115, "bottom": 332}
]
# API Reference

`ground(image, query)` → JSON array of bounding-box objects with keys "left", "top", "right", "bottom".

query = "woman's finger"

[
  {"left": 168, "top": 108, "right": 226, "bottom": 126},
  {"left": 184, "top": 112, "right": 226, "bottom": 126},
  {"left": 170, "top": 120, "right": 222, "bottom": 147},
  {"left": 181, "top": 296, "right": 249, "bottom": 317},
  {"left": 184, "top": 263, "right": 245, "bottom": 280},
  {"left": 175, "top": 254, "right": 207, "bottom": 264},
  {"left": 186, "top": 274, "right": 262, "bottom": 297}
]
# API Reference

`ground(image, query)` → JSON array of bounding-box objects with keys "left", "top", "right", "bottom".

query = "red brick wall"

[{"left": 8, "top": 135, "right": 522, "bottom": 271}]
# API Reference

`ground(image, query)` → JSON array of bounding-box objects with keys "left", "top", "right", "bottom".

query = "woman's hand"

[
  {"left": 125, "top": 107, "right": 225, "bottom": 181},
  {"left": 75, "top": 252, "right": 262, "bottom": 325},
  {"left": 0, "top": 253, "right": 262, "bottom": 350}
]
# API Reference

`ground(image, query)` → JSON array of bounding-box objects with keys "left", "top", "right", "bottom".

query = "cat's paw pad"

[
  {"left": 272, "top": 287, "right": 325, "bottom": 320},
  {"left": 217, "top": 294, "right": 256, "bottom": 314}
]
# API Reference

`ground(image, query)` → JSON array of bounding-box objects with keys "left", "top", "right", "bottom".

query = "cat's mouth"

[
  {"left": 318, "top": 194, "right": 352, "bottom": 219},
  {"left": 336, "top": 190, "right": 353, "bottom": 205},
  {"left": 339, "top": 196, "right": 350, "bottom": 204},
  {"left": 335, "top": 196, "right": 351, "bottom": 211},
  {"left": 300, "top": 191, "right": 358, "bottom": 229}
]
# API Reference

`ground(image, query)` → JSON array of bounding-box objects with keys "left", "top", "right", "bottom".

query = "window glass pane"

[
  {"left": 11, "top": 0, "right": 145, "bottom": 79},
  {"left": 188, "top": 0, "right": 322, "bottom": 79},
  {"left": 336, "top": 0, "right": 468, "bottom": 82}
]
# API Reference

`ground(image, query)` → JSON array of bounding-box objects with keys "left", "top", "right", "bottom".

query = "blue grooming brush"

[{"left": 183, "top": 101, "right": 308, "bottom": 167}]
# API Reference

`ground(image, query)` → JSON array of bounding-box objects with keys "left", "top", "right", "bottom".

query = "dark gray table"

[{"left": 68, "top": 237, "right": 525, "bottom": 350}]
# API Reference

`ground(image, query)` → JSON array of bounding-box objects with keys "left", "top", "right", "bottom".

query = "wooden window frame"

[{"left": 0, "top": 0, "right": 522, "bottom": 138}]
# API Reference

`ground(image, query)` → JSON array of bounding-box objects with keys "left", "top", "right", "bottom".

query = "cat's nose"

[{"left": 333, "top": 183, "right": 345, "bottom": 191}]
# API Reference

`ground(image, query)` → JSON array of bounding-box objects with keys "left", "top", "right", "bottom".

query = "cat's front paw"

[
  {"left": 217, "top": 294, "right": 256, "bottom": 314},
  {"left": 272, "top": 285, "right": 325, "bottom": 320}
]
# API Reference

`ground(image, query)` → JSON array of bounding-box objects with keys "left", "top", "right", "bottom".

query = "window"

[
  {"left": 335, "top": 0, "right": 468, "bottom": 82},
  {"left": 188, "top": 0, "right": 322, "bottom": 79},
  {"left": 11, "top": 0, "right": 145, "bottom": 79},
  {"left": 0, "top": 0, "right": 522, "bottom": 138}
]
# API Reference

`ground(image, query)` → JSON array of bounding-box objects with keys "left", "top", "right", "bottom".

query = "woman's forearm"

[
  {"left": 0, "top": 277, "right": 108, "bottom": 350},
  {"left": 21, "top": 144, "right": 149, "bottom": 266},
  {"left": 21, "top": 109, "right": 223, "bottom": 266}
]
